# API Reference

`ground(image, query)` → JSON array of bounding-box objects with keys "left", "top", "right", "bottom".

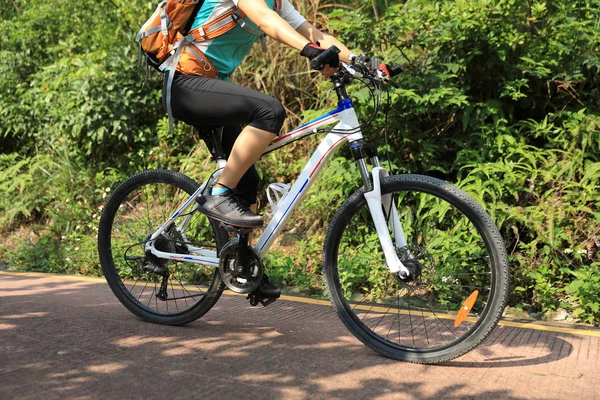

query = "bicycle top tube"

[{"left": 265, "top": 98, "right": 355, "bottom": 154}]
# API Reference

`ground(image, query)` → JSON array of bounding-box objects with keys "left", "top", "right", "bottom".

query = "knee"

[
  {"left": 253, "top": 97, "right": 286, "bottom": 134},
  {"left": 271, "top": 101, "right": 286, "bottom": 132}
]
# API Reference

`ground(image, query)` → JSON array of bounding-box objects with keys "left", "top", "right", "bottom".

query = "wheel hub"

[{"left": 396, "top": 246, "right": 425, "bottom": 282}]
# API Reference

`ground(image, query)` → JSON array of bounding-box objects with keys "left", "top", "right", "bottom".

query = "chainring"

[{"left": 219, "top": 238, "right": 263, "bottom": 294}]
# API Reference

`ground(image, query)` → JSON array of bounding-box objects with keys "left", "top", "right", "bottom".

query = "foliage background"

[{"left": 1, "top": 0, "right": 599, "bottom": 323}]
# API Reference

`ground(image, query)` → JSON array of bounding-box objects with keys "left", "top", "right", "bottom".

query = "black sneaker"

[{"left": 196, "top": 188, "right": 263, "bottom": 228}]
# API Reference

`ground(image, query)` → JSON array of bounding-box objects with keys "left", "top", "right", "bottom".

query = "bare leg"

[
  {"left": 217, "top": 126, "right": 276, "bottom": 189},
  {"left": 198, "top": 126, "right": 276, "bottom": 228}
]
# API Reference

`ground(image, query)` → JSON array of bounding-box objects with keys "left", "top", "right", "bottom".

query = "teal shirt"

[{"left": 191, "top": 0, "right": 276, "bottom": 80}]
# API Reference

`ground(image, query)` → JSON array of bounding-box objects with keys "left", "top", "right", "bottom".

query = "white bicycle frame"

[{"left": 145, "top": 98, "right": 411, "bottom": 277}]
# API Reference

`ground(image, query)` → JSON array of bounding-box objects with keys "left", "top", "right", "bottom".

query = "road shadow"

[{"left": 444, "top": 323, "right": 574, "bottom": 368}]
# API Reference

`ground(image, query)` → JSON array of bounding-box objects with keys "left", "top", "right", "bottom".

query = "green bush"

[{"left": 0, "top": 0, "right": 163, "bottom": 163}]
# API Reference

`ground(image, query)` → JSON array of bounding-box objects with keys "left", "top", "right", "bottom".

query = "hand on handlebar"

[
  {"left": 319, "top": 64, "right": 339, "bottom": 79},
  {"left": 301, "top": 43, "right": 340, "bottom": 79},
  {"left": 304, "top": 45, "right": 404, "bottom": 83}
]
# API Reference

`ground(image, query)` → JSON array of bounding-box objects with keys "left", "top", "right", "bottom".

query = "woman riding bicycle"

[{"left": 167, "top": 0, "right": 353, "bottom": 229}]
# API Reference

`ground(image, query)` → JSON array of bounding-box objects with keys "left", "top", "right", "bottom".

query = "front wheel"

[{"left": 323, "top": 174, "right": 509, "bottom": 364}]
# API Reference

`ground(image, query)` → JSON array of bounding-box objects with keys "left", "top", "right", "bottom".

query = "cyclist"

[{"left": 167, "top": 0, "right": 353, "bottom": 229}]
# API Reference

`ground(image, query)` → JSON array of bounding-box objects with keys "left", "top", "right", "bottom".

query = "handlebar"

[
  {"left": 309, "top": 45, "right": 404, "bottom": 85},
  {"left": 310, "top": 46, "right": 341, "bottom": 70},
  {"left": 307, "top": 47, "right": 405, "bottom": 132}
]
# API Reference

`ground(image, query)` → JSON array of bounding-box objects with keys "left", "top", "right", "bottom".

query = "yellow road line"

[
  {"left": 285, "top": 294, "right": 600, "bottom": 337},
  {"left": 2, "top": 270, "right": 599, "bottom": 337},
  {"left": 0, "top": 270, "right": 106, "bottom": 283},
  {"left": 497, "top": 319, "right": 600, "bottom": 337}
]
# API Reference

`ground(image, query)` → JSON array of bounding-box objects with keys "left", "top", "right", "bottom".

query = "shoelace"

[{"left": 223, "top": 190, "right": 252, "bottom": 214}]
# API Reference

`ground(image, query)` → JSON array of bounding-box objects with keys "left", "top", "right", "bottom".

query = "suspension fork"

[{"left": 350, "top": 141, "right": 411, "bottom": 278}]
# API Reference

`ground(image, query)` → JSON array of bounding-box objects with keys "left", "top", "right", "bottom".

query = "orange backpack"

[{"left": 136, "top": 0, "right": 281, "bottom": 129}]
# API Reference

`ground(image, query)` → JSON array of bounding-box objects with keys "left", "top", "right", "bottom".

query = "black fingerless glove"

[{"left": 300, "top": 43, "right": 325, "bottom": 60}]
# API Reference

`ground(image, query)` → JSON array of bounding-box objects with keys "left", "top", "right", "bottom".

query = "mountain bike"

[{"left": 97, "top": 47, "right": 510, "bottom": 364}]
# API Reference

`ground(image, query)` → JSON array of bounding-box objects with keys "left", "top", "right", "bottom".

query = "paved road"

[{"left": 1, "top": 271, "right": 599, "bottom": 399}]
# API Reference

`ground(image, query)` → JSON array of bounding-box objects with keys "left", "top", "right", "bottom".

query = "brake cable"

[{"left": 316, "top": 73, "right": 382, "bottom": 135}]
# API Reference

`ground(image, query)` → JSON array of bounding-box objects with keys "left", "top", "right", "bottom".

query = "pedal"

[
  {"left": 260, "top": 298, "right": 277, "bottom": 307},
  {"left": 247, "top": 291, "right": 278, "bottom": 307}
]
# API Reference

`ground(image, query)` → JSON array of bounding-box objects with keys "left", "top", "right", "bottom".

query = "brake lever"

[
  {"left": 344, "top": 57, "right": 400, "bottom": 87},
  {"left": 342, "top": 62, "right": 362, "bottom": 78}
]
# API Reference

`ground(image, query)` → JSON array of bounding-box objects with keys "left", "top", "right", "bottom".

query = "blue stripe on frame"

[{"left": 294, "top": 99, "right": 354, "bottom": 131}]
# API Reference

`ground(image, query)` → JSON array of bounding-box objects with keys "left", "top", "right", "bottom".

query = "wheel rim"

[
  {"left": 106, "top": 179, "right": 222, "bottom": 317},
  {"left": 331, "top": 184, "right": 498, "bottom": 354}
]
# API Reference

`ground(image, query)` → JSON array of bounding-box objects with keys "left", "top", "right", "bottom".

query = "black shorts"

[
  {"left": 165, "top": 73, "right": 287, "bottom": 204},
  {"left": 165, "top": 73, "right": 286, "bottom": 134}
]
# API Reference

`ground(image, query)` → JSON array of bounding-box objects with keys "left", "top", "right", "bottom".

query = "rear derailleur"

[{"left": 141, "top": 230, "right": 188, "bottom": 301}]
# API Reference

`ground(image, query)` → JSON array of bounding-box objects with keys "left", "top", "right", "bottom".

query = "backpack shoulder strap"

[
  {"left": 182, "top": 0, "right": 205, "bottom": 35},
  {"left": 187, "top": 0, "right": 283, "bottom": 43}
]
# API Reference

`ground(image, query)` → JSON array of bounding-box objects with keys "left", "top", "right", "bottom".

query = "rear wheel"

[
  {"left": 323, "top": 174, "right": 509, "bottom": 364},
  {"left": 98, "top": 169, "right": 228, "bottom": 325}
]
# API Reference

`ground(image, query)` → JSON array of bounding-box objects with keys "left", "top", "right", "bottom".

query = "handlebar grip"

[
  {"left": 310, "top": 45, "right": 341, "bottom": 70},
  {"left": 388, "top": 64, "right": 404, "bottom": 77}
]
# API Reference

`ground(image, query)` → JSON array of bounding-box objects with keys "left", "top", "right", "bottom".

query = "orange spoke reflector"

[{"left": 454, "top": 290, "right": 479, "bottom": 327}]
